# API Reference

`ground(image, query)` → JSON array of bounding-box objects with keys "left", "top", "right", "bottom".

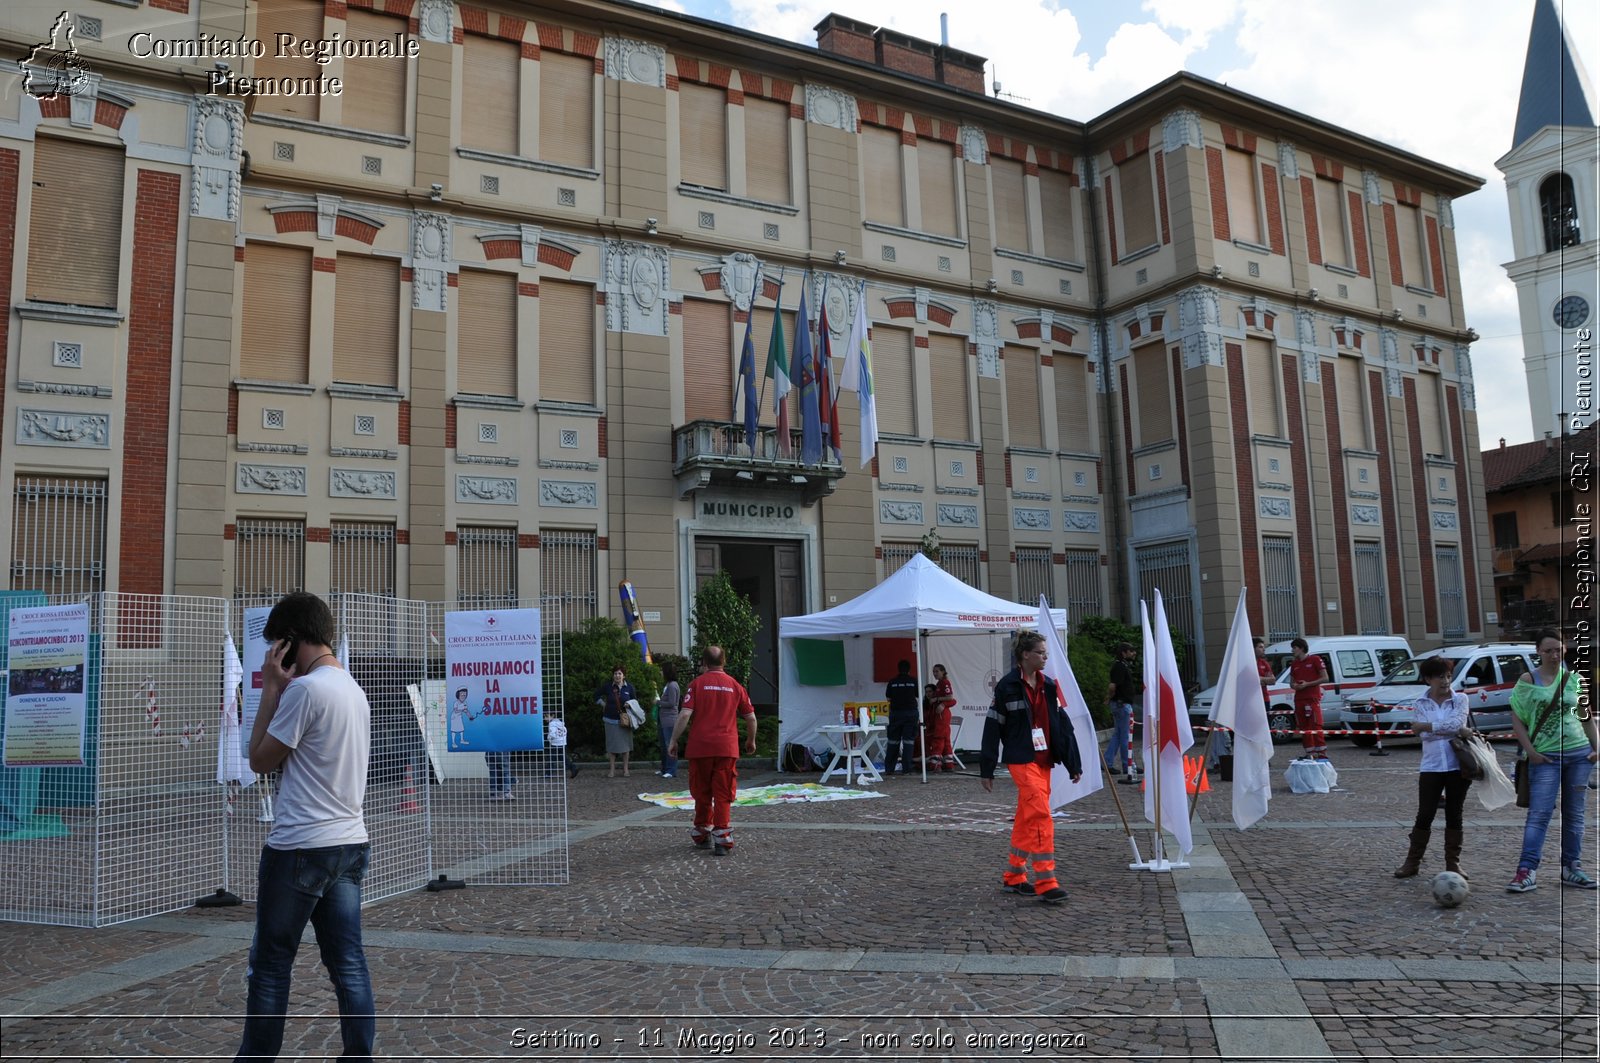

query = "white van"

[
  {"left": 1343, "top": 643, "right": 1540, "bottom": 745},
  {"left": 1190, "top": 635, "right": 1413, "bottom": 744}
]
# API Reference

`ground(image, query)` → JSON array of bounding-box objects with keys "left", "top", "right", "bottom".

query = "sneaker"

[
  {"left": 1000, "top": 882, "right": 1031, "bottom": 895},
  {"left": 691, "top": 833, "right": 711, "bottom": 849},
  {"left": 1105, "top": 765, "right": 1123, "bottom": 775},
  {"left": 1561, "top": 865, "right": 1598, "bottom": 889},
  {"left": 1037, "top": 887, "right": 1068, "bottom": 905},
  {"left": 1506, "top": 867, "right": 1538, "bottom": 892},
  {"left": 712, "top": 844, "right": 732, "bottom": 857},
  {"left": 661, "top": 772, "right": 675, "bottom": 778}
]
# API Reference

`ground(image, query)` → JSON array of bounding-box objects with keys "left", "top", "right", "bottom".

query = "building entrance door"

[{"left": 694, "top": 538, "right": 801, "bottom": 708}]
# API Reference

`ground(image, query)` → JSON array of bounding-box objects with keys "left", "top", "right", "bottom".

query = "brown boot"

[
  {"left": 1393, "top": 828, "right": 1430, "bottom": 878},
  {"left": 1444, "top": 829, "right": 1468, "bottom": 881}
]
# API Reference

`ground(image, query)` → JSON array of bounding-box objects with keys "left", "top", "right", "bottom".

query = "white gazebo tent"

[{"left": 777, "top": 554, "right": 1069, "bottom": 777}]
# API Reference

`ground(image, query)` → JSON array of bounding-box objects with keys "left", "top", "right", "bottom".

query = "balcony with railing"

[{"left": 672, "top": 420, "right": 846, "bottom": 505}]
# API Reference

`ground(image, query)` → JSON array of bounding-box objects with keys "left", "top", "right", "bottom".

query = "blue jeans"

[
  {"left": 658, "top": 712, "right": 678, "bottom": 775},
  {"left": 236, "top": 843, "right": 374, "bottom": 1062},
  {"left": 1104, "top": 701, "right": 1133, "bottom": 770},
  {"left": 485, "top": 751, "right": 512, "bottom": 795},
  {"left": 1518, "top": 749, "right": 1596, "bottom": 871}
]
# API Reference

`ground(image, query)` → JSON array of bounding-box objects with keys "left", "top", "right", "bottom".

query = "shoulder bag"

[{"left": 1515, "top": 670, "right": 1569, "bottom": 808}]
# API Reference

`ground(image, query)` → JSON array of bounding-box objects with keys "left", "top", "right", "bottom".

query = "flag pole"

[
  {"left": 754, "top": 267, "right": 785, "bottom": 430},
  {"left": 1099, "top": 753, "right": 1145, "bottom": 866},
  {"left": 1187, "top": 726, "right": 1217, "bottom": 823},
  {"left": 1150, "top": 690, "right": 1166, "bottom": 867}
]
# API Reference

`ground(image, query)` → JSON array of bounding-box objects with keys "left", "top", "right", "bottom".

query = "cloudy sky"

[{"left": 639, "top": 0, "right": 1599, "bottom": 448}]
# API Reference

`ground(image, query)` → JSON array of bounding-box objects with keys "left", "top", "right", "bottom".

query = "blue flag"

[
  {"left": 796, "top": 281, "right": 821, "bottom": 465},
  {"left": 734, "top": 278, "right": 760, "bottom": 454}
]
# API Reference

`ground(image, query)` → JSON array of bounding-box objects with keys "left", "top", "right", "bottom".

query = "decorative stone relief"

[
  {"left": 1178, "top": 285, "right": 1223, "bottom": 369},
  {"left": 237, "top": 463, "right": 307, "bottom": 495},
  {"left": 1012, "top": 507, "right": 1051, "bottom": 530},
  {"left": 974, "top": 300, "right": 1000, "bottom": 378},
  {"left": 315, "top": 194, "right": 340, "bottom": 240},
  {"left": 720, "top": 253, "right": 763, "bottom": 311},
  {"left": 1259, "top": 497, "right": 1292, "bottom": 519},
  {"left": 912, "top": 287, "right": 930, "bottom": 324},
  {"left": 1296, "top": 310, "right": 1321, "bottom": 383},
  {"left": 1162, "top": 108, "right": 1203, "bottom": 152},
  {"left": 1432, "top": 512, "right": 1459, "bottom": 531},
  {"left": 1438, "top": 195, "right": 1454, "bottom": 230},
  {"left": 805, "top": 84, "right": 858, "bottom": 132},
  {"left": 539, "top": 479, "right": 597, "bottom": 507},
  {"left": 1380, "top": 328, "right": 1403, "bottom": 398},
  {"left": 814, "top": 273, "right": 856, "bottom": 346},
  {"left": 1352, "top": 504, "right": 1381, "bottom": 525},
  {"left": 1277, "top": 141, "right": 1299, "bottom": 180},
  {"left": 603, "top": 241, "right": 670, "bottom": 336},
  {"left": 1455, "top": 344, "right": 1475, "bottom": 411},
  {"left": 411, "top": 211, "right": 451, "bottom": 313},
  {"left": 959, "top": 125, "right": 987, "bottom": 164},
  {"left": 519, "top": 224, "right": 542, "bottom": 267},
  {"left": 1063, "top": 510, "right": 1100, "bottom": 532},
  {"left": 936, "top": 504, "right": 978, "bottom": 527},
  {"left": 879, "top": 500, "right": 924, "bottom": 524},
  {"left": 604, "top": 37, "right": 666, "bottom": 87},
  {"left": 1363, "top": 170, "right": 1382, "bottom": 206},
  {"left": 330, "top": 469, "right": 396, "bottom": 499},
  {"left": 190, "top": 96, "right": 242, "bottom": 221},
  {"left": 16, "top": 409, "right": 109, "bottom": 448},
  {"left": 418, "top": 0, "right": 453, "bottom": 44},
  {"left": 458, "top": 475, "right": 518, "bottom": 504}
]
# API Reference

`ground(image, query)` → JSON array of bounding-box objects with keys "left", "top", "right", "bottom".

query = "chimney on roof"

[
  {"left": 1545, "top": 431, "right": 1554, "bottom": 449},
  {"left": 815, "top": 12, "right": 989, "bottom": 94},
  {"left": 1499, "top": 438, "right": 1506, "bottom": 448}
]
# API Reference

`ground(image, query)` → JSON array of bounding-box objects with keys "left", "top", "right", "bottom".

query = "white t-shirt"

[
  {"left": 266, "top": 664, "right": 370, "bottom": 850},
  {"left": 548, "top": 718, "right": 568, "bottom": 747}
]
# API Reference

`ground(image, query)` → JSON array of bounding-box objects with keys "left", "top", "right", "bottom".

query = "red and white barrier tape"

[{"left": 144, "top": 679, "right": 161, "bottom": 736}]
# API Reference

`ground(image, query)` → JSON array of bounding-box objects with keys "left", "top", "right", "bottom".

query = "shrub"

[
  {"left": 559, "top": 616, "right": 663, "bottom": 757},
  {"left": 1067, "top": 637, "right": 1113, "bottom": 729},
  {"left": 688, "top": 570, "right": 760, "bottom": 687}
]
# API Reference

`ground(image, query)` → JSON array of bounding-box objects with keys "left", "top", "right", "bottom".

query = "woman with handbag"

[
  {"left": 1506, "top": 629, "right": 1598, "bottom": 892},
  {"left": 1393, "top": 656, "right": 1474, "bottom": 879},
  {"left": 596, "top": 665, "right": 637, "bottom": 778}
]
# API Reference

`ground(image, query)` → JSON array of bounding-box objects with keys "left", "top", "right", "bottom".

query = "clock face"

[{"left": 1554, "top": 295, "right": 1590, "bottom": 329}]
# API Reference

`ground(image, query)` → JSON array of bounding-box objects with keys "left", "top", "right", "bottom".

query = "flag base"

[{"left": 1129, "top": 856, "right": 1191, "bottom": 872}]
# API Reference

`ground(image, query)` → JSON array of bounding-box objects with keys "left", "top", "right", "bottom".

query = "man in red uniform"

[
  {"left": 1288, "top": 637, "right": 1330, "bottom": 760},
  {"left": 666, "top": 645, "right": 757, "bottom": 856}
]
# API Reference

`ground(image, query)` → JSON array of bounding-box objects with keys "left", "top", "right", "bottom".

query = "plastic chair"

[{"left": 949, "top": 716, "right": 967, "bottom": 771}]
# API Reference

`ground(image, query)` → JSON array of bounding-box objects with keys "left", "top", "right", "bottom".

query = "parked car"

[
  {"left": 1190, "top": 635, "right": 1413, "bottom": 744},
  {"left": 1342, "top": 643, "right": 1539, "bottom": 746}
]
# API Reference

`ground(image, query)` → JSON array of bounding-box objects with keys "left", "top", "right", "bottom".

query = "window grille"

[
  {"left": 538, "top": 528, "right": 596, "bottom": 628},
  {"left": 1015, "top": 546, "right": 1053, "bottom": 607},
  {"left": 458, "top": 525, "right": 518, "bottom": 608},
  {"left": 234, "top": 518, "right": 306, "bottom": 599},
  {"left": 881, "top": 542, "right": 917, "bottom": 578},
  {"left": 1262, "top": 535, "right": 1299, "bottom": 643},
  {"left": 937, "top": 543, "right": 982, "bottom": 589},
  {"left": 1062, "top": 549, "right": 1101, "bottom": 630},
  {"left": 1354, "top": 541, "right": 1390, "bottom": 634},
  {"left": 11, "top": 476, "right": 107, "bottom": 598},
  {"left": 1135, "top": 539, "right": 1198, "bottom": 687},
  {"left": 330, "top": 521, "right": 396, "bottom": 597},
  {"left": 1436, "top": 545, "right": 1467, "bottom": 639}
]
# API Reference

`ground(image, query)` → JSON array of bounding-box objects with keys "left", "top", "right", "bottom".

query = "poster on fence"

[
  {"left": 444, "top": 609, "right": 543, "bottom": 754},
  {"left": 239, "top": 606, "right": 273, "bottom": 760},
  {"left": 3, "top": 603, "right": 90, "bottom": 767}
]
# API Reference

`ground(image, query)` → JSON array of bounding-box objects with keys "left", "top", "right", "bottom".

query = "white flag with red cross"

[{"left": 1141, "top": 590, "right": 1195, "bottom": 854}]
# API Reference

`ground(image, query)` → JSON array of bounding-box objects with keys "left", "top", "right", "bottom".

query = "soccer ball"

[{"left": 1431, "top": 871, "right": 1469, "bottom": 908}]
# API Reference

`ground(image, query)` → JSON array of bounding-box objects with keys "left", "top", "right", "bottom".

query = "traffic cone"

[
  {"left": 1182, "top": 755, "right": 1209, "bottom": 794},
  {"left": 398, "top": 763, "right": 421, "bottom": 814}
]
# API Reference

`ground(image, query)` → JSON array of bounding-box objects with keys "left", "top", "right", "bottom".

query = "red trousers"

[
  {"left": 688, "top": 756, "right": 739, "bottom": 847},
  {"left": 924, "top": 716, "right": 952, "bottom": 759},
  {"left": 1002, "top": 762, "right": 1059, "bottom": 894},
  {"left": 1295, "top": 702, "right": 1327, "bottom": 757}
]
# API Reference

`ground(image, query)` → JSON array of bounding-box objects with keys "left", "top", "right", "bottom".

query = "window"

[
  {"left": 11, "top": 476, "right": 107, "bottom": 598},
  {"left": 341, "top": 10, "right": 407, "bottom": 134},
  {"left": 330, "top": 520, "right": 395, "bottom": 596},
  {"left": 929, "top": 335, "right": 970, "bottom": 441},
  {"left": 1492, "top": 511, "right": 1519, "bottom": 549},
  {"left": 1245, "top": 337, "right": 1282, "bottom": 437},
  {"left": 1395, "top": 203, "right": 1428, "bottom": 289},
  {"left": 1262, "top": 535, "right": 1299, "bottom": 642},
  {"left": 682, "top": 299, "right": 732, "bottom": 422},
  {"left": 1416, "top": 374, "right": 1446, "bottom": 459},
  {"left": 253, "top": 0, "right": 323, "bottom": 121},
  {"left": 1039, "top": 169, "right": 1076, "bottom": 261},
  {"left": 462, "top": 34, "right": 520, "bottom": 154},
  {"left": 1118, "top": 153, "right": 1158, "bottom": 252},
  {"left": 882, "top": 542, "right": 918, "bottom": 578},
  {"left": 1133, "top": 343, "right": 1171, "bottom": 447},
  {"left": 1062, "top": 549, "right": 1101, "bottom": 630},
  {"left": 1016, "top": 546, "right": 1053, "bottom": 607},
  {"left": 458, "top": 525, "right": 517, "bottom": 607},
  {"left": 990, "top": 158, "right": 1027, "bottom": 251},
  {"left": 1540, "top": 173, "right": 1581, "bottom": 252},
  {"left": 937, "top": 543, "right": 981, "bottom": 589},
  {"left": 234, "top": 518, "right": 305, "bottom": 598},
  {"left": 538, "top": 280, "right": 595, "bottom": 405},
  {"left": 1335, "top": 354, "right": 1368, "bottom": 448},
  {"left": 1377, "top": 648, "right": 1409, "bottom": 675},
  {"left": 240, "top": 244, "right": 311, "bottom": 383},
  {"left": 679, "top": 82, "right": 726, "bottom": 190},
  {"left": 1224, "top": 148, "right": 1261, "bottom": 244},
  {"left": 539, "top": 528, "right": 596, "bottom": 627},
  {"left": 333, "top": 255, "right": 400, "bottom": 388},
  {"left": 540, "top": 51, "right": 593, "bottom": 168},
  {"left": 1497, "top": 653, "right": 1530, "bottom": 686},
  {"left": 743, "top": 97, "right": 790, "bottom": 204},
  {"left": 870, "top": 325, "right": 915, "bottom": 435},
  {"left": 1462, "top": 654, "right": 1495, "bottom": 688},
  {"left": 1003, "top": 345, "right": 1040, "bottom": 447},
  {"left": 1134, "top": 539, "right": 1198, "bottom": 687},
  {"left": 1314, "top": 176, "right": 1349, "bottom": 268},
  {"left": 28, "top": 138, "right": 124, "bottom": 308},
  {"left": 1354, "top": 541, "right": 1389, "bottom": 634},
  {"left": 1336, "top": 649, "right": 1376, "bottom": 680},
  {"left": 1055, "top": 354, "right": 1093, "bottom": 453},
  {"left": 1436, "top": 544, "right": 1466, "bottom": 639},
  {"left": 916, "top": 139, "right": 958, "bottom": 236},
  {"left": 862, "top": 126, "right": 904, "bottom": 226},
  {"left": 456, "top": 270, "right": 518, "bottom": 398}
]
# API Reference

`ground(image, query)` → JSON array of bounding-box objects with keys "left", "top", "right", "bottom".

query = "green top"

[{"left": 1510, "top": 667, "right": 1590, "bottom": 754}]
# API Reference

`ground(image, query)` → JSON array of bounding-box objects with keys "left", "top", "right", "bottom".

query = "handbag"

[
  {"left": 1514, "top": 670, "right": 1570, "bottom": 809},
  {"left": 1449, "top": 730, "right": 1490, "bottom": 781}
]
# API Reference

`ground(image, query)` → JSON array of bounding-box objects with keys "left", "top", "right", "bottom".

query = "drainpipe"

[{"left": 1084, "top": 162, "right": 1130, "bottom": 619}]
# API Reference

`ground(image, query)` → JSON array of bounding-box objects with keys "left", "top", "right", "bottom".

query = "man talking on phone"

[{"left": 236, "top": 591, "right": 374, "bottom": 1062}]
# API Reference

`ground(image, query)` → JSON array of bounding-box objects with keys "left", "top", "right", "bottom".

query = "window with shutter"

[
  {"left": 457, "top": 270, "right": 518, "bottom": 398},
  {"left": 241, "top": 244, "right": 312, "bottom": 383},
  {"left": 871, "top": 326, "right": 915, "bottom": 435},
  {"left": 1224, "top": 148, "right": 1261, "bottom": 244},
  {"left": 253, "top": 0, "right": 323, "bottom": 121},
  {"left": 333, "top": 255, "right": 400, "bottom": 388},
  {"left": 540, "top": 51, "right": 594, "bottom": 168},
  {"left": 1133, "top": 342, "right": 1171, "bottom": 446},
  {"left": 1055, "top": 353, "right": 1093, "bottom": 452},
  {"left": 27, "top": 137, "right": 124, "bottom": 308},
  {"left": 1416, "top": 374, "right": 1446, "bottom": 459},
  {"left": 1396, "top": 203, "right": 1428, "bottom": 289},
  {"left": 990, "top": 157, "right": 1027, "bottom": 251},
  {"left": 929, "top": 334, "right": 970, "bottom": 441},
  {"left": 1004, "top": 345, "right": 1040, "bottom": 447},
  {"left": 1315, "top": 177, "right": 1348, "bottom": 268},
  {"left": 683, "top": 299, "right": 733, "bottom": 422},
  {"left": 679, "top": 83, "right": 727, "bottom": 189},
  {"left": 341, "top": 10, "right": 407, "bottom": 135},
  {"left": 743, "top": 97, "right": 790, "bottom": 204},
  {"left": 917, "top": 139, "right": 957, "bottom": 236},
  {"left": 1245, "top": 337, "right": 1281, "bottom": 437},
  {"left": 862, "top": 126, "right": 904, "bottom": 226},
  {"left": 463, "top": 34, "right": 520, "bottom": 154},
  {"left": 538, "top": 280, "right": 595, "bottom": 405},
  {"left": 1039, "top": 169, "right": 1076, "bottom": 261},
  {"left": 1119, "top": 154, "right": 1158, "bottom": 251},
  {"left": 1335, "top": 354, "right": 1367, "bottom": 449}
]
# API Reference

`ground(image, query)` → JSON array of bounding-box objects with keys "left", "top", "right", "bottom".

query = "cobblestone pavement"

[{"left": 1, "top": 742, "right": 1596, "bottom": 1061}]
